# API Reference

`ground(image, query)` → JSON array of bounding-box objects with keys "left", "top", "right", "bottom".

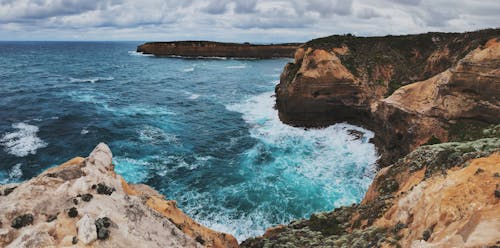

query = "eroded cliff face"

[
  {"left": 247, "top": 29, "right": 500, "bottom": 248},
  {"left": 0, "top": 143, "right": 238, "bottom": 248},
  {"left": 242, "top": 138, "right": 500, "bottom": 248},
  {"left": 276, "top": 29, "right": 500, "bottom": 165},
  {"left": 137, "top": 41, "right": 300, "bottom": 58}
]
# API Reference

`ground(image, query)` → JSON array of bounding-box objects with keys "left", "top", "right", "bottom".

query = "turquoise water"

[{"left": 0, "top": 42, "right": 377, "bottom": 241}]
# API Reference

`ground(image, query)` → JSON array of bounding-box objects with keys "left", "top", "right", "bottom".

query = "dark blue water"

[{"left": 0, "top": 42, "right": 377, "bottom": 240}]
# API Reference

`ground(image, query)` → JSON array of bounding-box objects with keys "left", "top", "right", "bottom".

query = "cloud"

[
  {"left": 390, "top": 0, "right": 422, "bottom": 6},
  {"left": 304, "top": 0, "right": 353, "bottom": 16},
  {"left": 356, "top": 8, "right": 382, "bottom": 19},
  {"left": 0, "top": 0, "right": 115, "bottom": 22},
  {"left": 203, "top": 0, "right": 230, "bottom": 15},
  {"left": 0, "top": 0, "right": 498, "bottom": 41},
  {"left": 234, "top": 0, "right": 258, "bottom": 14}
]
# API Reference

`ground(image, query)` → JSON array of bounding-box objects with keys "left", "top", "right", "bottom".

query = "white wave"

[
  {"left": 0, "top": 123, "right": 48, "bottom": 157},
  {"left": 0, "top": 163, "right": 23, "bottom": 184},
  {"left": 128, "top": 51, "right": 154, "bottom": 57},
  {"left": 183, "top": 67, "right": 195, "bottom": 72},
  {"left": 138, "top": 125, "right": 178, "bottom": 144},
  {"left": 167, "top": 55, "right": 228, "bottom": 60},
  {"left": 69, "top": 76, "right": 114, "bottom": 83},
  {"left": 268, "top": 80, "right": 279, "bottom": 85},
  {"left": 225, "top": 65, "right": 247, "bottom": 69},
  {"left": 9, "top": 163, "right": 22, "bottom": 179},
  {"left": 80, "top": 128, "right": 89, "bottom": 135},
  {"left": 188, "top": 94, "right": 200, "bottom": 100},
  {"left": 220, "top": 91, "right": 378, "bottom": 240}
]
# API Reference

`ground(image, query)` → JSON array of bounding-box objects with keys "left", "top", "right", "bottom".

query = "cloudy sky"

[{"left": 0, "top": 0, "right": 499, "bottom": 42}]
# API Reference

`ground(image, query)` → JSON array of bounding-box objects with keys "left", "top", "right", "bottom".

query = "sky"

[{"left": 0, "top": 0, "right": 499, "bottom": 42}]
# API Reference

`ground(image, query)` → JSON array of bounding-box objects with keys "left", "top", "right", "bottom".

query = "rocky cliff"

[
  {"left": 241, "top": 29, "right": 500, "bottom": 248},
  {"left": 276, "top": 29, "right": 500, "bottom": 165},
  {"left": 0, "top": 143, "right": 238, "bottom": 248},
  {"left": 136, "top": 41, "right": 300, "bottom": 58},
  {"left": 242, "top": 138, "right": 500, "bottom": 248}
]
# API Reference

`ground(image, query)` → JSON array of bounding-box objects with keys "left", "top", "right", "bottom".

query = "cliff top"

[
  {"left": 304, "top": 28, "right": 500, "bottom": 49},
  {"left": 140, "top": 41, "right": 302, "bottom": 47}
]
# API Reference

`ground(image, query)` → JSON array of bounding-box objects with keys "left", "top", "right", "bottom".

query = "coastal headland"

[
  {"left": 1, "top": 29, "right": 499, "bottom": 247},
  {"left": 137, "top": 41, "right": 301, "bottom": 58}
]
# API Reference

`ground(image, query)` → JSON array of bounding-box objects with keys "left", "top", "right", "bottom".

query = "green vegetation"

[
  {"left": 302, "top": 29, "right": 500, "bottom": 95},
  {"left": 447, "top": 121, "right": 500, "bottom": 142}
]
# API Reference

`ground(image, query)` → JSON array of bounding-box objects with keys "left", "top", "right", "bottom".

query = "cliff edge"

[
  {"left": 0, "top": 143, "right": 238, "bottom": 248},
  {"left": 242, "top": 29, "right": 500, "bottom": 248}
]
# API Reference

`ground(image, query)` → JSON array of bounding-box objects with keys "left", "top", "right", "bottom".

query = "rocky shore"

[
  {"left": 243, "top": 29, "right": 500, "bottom": 247},
  {"left": 0, "top": 143, "right": 238, "bottom": 248},
  {"left": 276, "top": 29, "right": 500, "bottom": 166},
  {"left": 136, "top": 41, "right": 300, "bottom": 58},
  {"left": 1, "top": 30, "right": 499, "bottom": 248}
]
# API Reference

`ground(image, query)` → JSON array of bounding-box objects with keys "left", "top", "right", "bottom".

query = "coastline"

[{"left": 1, "top": 29, "right": 499, "bottom": 247}]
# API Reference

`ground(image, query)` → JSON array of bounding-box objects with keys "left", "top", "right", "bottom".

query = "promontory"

[{"left": 136, "top": 41, "right": 300, "bottom": 58}]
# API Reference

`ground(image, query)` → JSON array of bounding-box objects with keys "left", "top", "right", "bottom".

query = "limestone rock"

[
  {"left": 0, "top": 143, "right": 238, "bottom": 248},
  {"left": 76, "top": 214, "right": 97, "bottom": 245},
  {"left": 242, "top": 140, "right": 500, "bottom": 247},
  {"left": 276, "top": 29, "right": 500, "bottom": 165}
]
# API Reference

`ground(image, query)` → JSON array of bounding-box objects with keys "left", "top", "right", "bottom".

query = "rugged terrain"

[
  {"left": 0, "top": 143, "right": 238, "bottom": 248},
  {"left": 137, "top": 41, "right": 300, "bottom": 58},
  {"left": 242, "top": 138, "right": 500, "bottom": 247},
  {"left": 241, "top": 29, "right": 500, "bottom": 247},
  {"left": 276, "top": 29, "right": 500, "bottom": 165},
  {"left": 1, "top": 30, "right": 499, "bottom": 248}
]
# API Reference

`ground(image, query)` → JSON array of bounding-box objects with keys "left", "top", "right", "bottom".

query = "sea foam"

[
  {"left": 177, "top": 91, "right": 379, "bottom": 241},
  {"left": 69, "top": 76, "right": 114, "bottom": 83},
  {"left": 0, "top": 123, "right": 48, "bottom": 157},
  {"left": 0, "top": 163, "right": 23, "bottom": 184},
  {"left": 128, "top": 51, "right": 154, "bottom": 57}
]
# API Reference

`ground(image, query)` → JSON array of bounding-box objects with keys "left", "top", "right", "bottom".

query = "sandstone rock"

[
  {"left": 0, "top": 143, "right": 237, "bottom": 248},
  {"left": 276, "top": 30, "right": 500, "bottom": 165},
  {"left": 242, "top": 141, "right": 500, "bottom": 248},
  {"left": 76, "top": 214, "right": 97, "bottom": 245},
  {"left": 0, "top": 228, "right": 15, "bottom": 246}
]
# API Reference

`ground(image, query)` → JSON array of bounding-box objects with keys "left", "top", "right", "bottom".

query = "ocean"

[{"left": 0, "top": 41, "right": 377, "bottom": 241}]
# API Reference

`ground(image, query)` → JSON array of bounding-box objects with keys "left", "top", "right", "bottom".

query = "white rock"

[{"left": 77, "top": 214, "right": 97, "bottom": 245}]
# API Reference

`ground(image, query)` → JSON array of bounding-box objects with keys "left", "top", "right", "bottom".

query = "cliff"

[
  {"left": 241, "top": 29, "right": 500, "bottom": 247},
  {"left": 0, "top": 143, "right": 238, "bottom": 248},
  {"left": 276, "top": 29, "right": 500, "bottom": 165},
  {"left": 136, "top": 41, "right": 300, "bottom": 58}
]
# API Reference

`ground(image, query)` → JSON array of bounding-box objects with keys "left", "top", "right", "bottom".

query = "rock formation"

[
  {"left": 242, "top": 138, "right": 500, "bottom": 247},
  {"left": 2, "top": 30, "right": 499, "bottom": 248},
  {"left": 241, "top": 29, "right": 500, "bottom": 248},
  {"left": 0, "top": 143, "right": 238, "bottom": 248},
  {"left": 136, "top": 41, "right": 300, "bottom": 58},
  {"left": 276, "top": 29, "right": 500, "bottom": 165}
]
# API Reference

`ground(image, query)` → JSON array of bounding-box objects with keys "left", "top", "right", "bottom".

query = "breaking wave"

[{"left": 0, "top": 123, "right": 48, "bottom": 157}]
